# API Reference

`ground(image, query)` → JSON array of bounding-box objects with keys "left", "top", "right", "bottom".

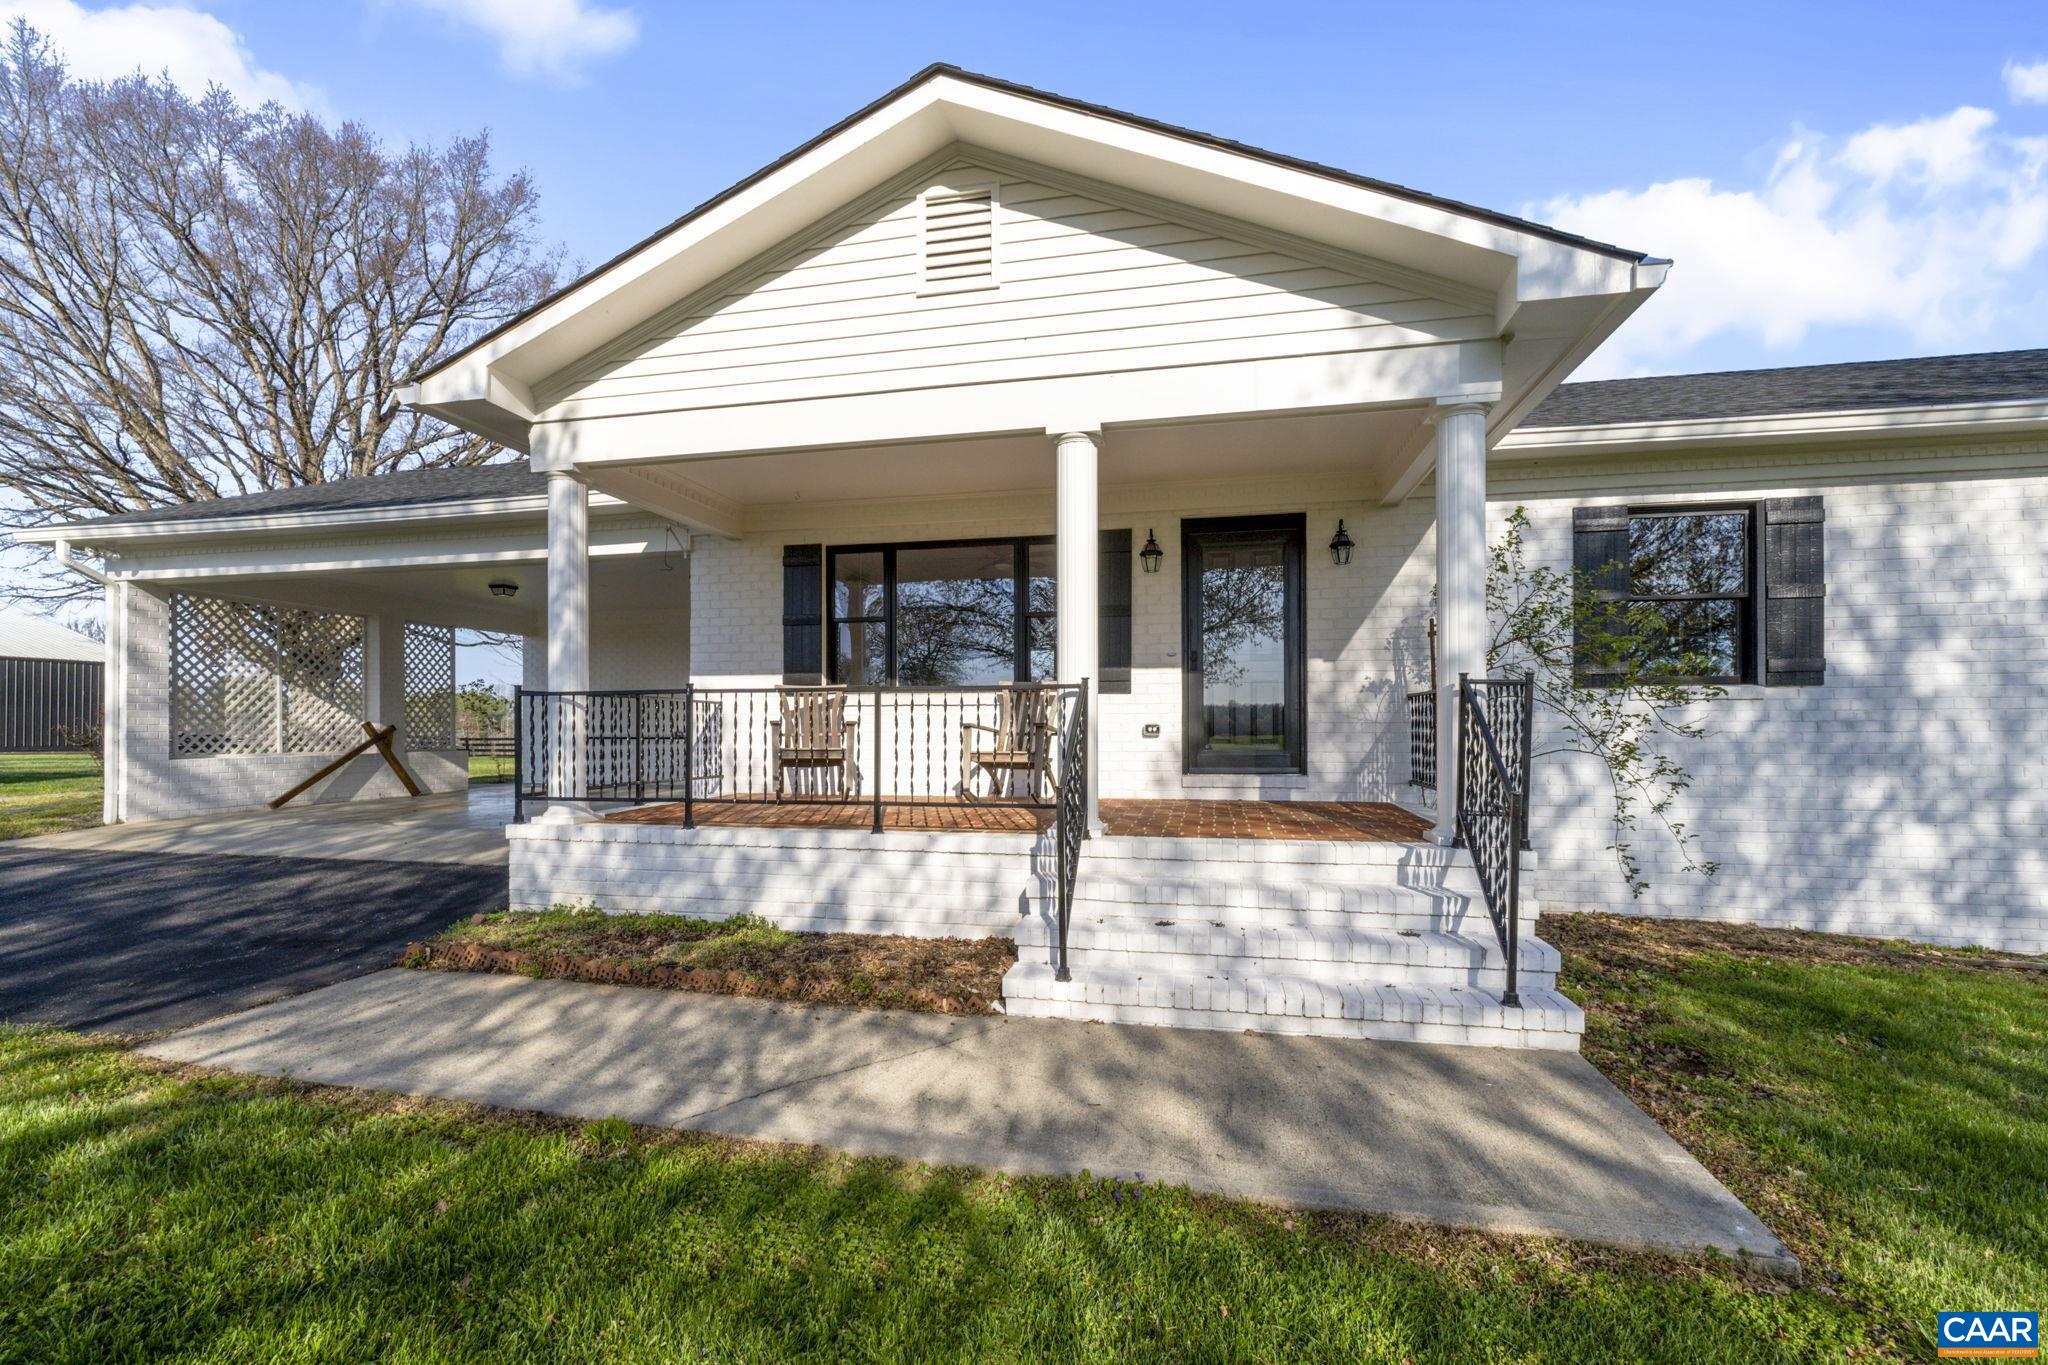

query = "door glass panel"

[
  {"left": 835, "top": 621, "right": 887, "bottom": 686},
  {"left": 1197, "top": 539, "right": 1288, "bottom": 756},
  {"left": 1025, "top": 541, "right": 1056, "bottom": 680},
  {"left": 832, "top": 552, "right": 885, "bottom": 617},
  {"left": 894, "top": 543, "right": 1017, "bottom": 685}
]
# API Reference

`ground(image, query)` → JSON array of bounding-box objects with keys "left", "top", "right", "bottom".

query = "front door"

[{"left": 1182, "top": 514, "right": 1306, "bottom": 773}]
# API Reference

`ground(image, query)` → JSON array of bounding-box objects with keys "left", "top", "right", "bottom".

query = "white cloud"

[
  {"left": 399, "top": 0, "right": 637, "bottom": 81},
  {"left": 2005, "top": 58, "right": 2048, "bottom": 104},
  {"left": 1538, "top": 102, "right": 2048, "bottom": 377},
  {"left": 1, "top": 0, "right": 320, "bottom": 108}
]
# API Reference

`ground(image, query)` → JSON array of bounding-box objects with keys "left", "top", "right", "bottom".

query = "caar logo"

[{"left": 1938, "top": 1312, "right": 2040, "bottom": 1358}]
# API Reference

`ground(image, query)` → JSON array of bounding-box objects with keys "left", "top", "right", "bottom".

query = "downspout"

[{"left": 52, "top": 537, "right": 107, "bottom": 585}]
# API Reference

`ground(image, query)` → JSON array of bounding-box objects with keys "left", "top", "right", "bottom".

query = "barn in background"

[{"left": 0, "top": 605, "right": 103, "bottom": 752}]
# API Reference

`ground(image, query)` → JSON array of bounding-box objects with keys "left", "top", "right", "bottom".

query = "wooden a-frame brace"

[{"left": 269, "top": 721, "right": 423, "bottom": 810}]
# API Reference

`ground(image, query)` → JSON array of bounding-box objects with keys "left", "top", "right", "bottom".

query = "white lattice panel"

[
  {"left": 277, "top": 611, "right": 365, "bottom": 753},
  {"left": 169, "top": 595, "right": 364, "bottom": 757},
  {"left": 404, "top": 623, "right": 457, "bottom": 749}
]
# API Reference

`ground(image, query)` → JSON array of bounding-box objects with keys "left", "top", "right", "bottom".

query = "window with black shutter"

[
  {"left": 1571, "top": 499, "right": 1825, "bottom": 688},
  {"left": 1761, "top": 497, "right": 1826, "bottom": 686}
]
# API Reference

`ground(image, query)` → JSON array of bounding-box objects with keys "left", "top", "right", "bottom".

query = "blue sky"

[
  {"left": 14, "top": 0, "right": 2048, "bottom": 379},
  {"left": 4, "top": 0, "right": 2043, "bottom": 668}
]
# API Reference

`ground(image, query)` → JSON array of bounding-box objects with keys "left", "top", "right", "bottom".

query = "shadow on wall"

[{"left": 1518, "top": 479, "right": 2048, "bottom": 954}]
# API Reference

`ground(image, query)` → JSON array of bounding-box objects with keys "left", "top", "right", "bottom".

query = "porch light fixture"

[
  {"left": 1139, "top": 528, "right": 1163, "bottom": 573},
  {"left": 488, "top": 581, "right": 518, "bottom": 598},
  {"left": 1328, "top": 520, "right": 1355, "bottom": 567}
]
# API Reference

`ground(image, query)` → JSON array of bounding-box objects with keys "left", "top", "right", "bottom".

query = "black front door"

[{"left": 1182, "top": 514, "right": 1306, "bottom": 773}]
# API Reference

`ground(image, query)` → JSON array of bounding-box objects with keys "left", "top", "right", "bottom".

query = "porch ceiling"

[{"left": 589, "top": 406, "right": 1428, "bottom": 512}]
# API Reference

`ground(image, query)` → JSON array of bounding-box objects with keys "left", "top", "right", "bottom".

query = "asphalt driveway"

[{"left": 0, "top": 848, "right": 506, "bottom": 1033}]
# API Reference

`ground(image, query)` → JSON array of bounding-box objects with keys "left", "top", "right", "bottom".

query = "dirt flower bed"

[
  {"left": 399, "top": 907, "right": 1015, "bottom": 1014},
  {"left": 1544, "top": 910, "right": 2047, "bottom": 983}
]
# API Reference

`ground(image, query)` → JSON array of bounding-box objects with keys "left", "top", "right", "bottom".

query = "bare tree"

[{"left": 0, "top": 22, "right": 558, "bottom": 599}]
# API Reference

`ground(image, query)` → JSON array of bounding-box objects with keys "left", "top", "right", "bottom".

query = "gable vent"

[{"left": 918, "top": 183, "right": 997, "bottom": 294}]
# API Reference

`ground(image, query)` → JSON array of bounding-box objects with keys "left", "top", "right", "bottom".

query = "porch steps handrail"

[
  {"left": 1455, "top": 673, "right": 1532, "bottom": 1008},
  {"left": 1052, "top": 678, "right": 1088, "bottom": 982}
]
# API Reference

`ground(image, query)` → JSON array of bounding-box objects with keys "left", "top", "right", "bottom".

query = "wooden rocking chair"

[
  {"left": 959, "top": 683, "right": 1057, "bottom": 801},
  {"left": 771, "top": 686, "right": 858, "bottom": 799}
]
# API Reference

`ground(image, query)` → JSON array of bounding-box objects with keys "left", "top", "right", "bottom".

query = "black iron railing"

[
  {"left": 514, "top": 683, "right": 1084, "bottom": 831},
  {"left": 1410, "top": 678, "right": 1532, "bottom": 851},
  {"left": 1052, "top": 679, "right": 1089, "bottom": 982},
  {"left": 1455, "top": 673, "right": 1533, "bottom": 1008},
  {"left": 1406, "top": 690, "right": 1435, "bottom": 790}
]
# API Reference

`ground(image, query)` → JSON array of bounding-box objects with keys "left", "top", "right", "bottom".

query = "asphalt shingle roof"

[{"left": 1524, "top": 348, "right": 2048, "bottom": 428}]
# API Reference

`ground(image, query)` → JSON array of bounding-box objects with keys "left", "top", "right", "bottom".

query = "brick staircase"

[{"left": 1000, "top": 833, "right": 1581, "bottom": 1050}]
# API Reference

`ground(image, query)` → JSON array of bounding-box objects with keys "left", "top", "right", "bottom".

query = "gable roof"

[
  {"left": 1525, "top": 348, "right": 2048, "bottom": 428},
  {"left": 416, "top": 65, "right": 1652, "bottom": 392},
  {"left": 0, "top": 605, "right": 103, "bottom": 662},
  {"left": 400, "top": 63, "right": 1669, "bottom": 452}
]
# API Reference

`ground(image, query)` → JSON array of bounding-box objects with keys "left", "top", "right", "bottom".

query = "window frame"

[
  {"left": 1610, "top": 502, "right": 1760, "bottom": 686},
  {"left": 826, "top": 535, "right": 1055, "bottom": 687}
]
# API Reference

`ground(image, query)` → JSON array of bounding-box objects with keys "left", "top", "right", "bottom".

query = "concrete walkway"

[
  {"left": 20, "top": 784, "right": 514, "bottom": 866},
  {"left": 142, "top": 969, "right": 1795, "bottom": 1273}
]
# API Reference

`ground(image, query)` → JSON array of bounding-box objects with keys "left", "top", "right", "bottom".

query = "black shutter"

[
  {"left": 782, "top": 544, "right": 823, "bottom": 684},
  {"left": 1098, "top": 528, "right": 1132, "bottom": 694},
  {"left": 1762, "top": 497, "right": 1825, "bottom": 687},
  {"left": 1571, "top": 505, "right": 1631, "bottom": 686}
]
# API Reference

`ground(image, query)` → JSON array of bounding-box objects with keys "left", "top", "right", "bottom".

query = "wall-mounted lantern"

[
  {"left": 1139, "top": 528, "right": 1163, "bottom": 574},
  {"left": 488, "top": 581, "right": 519, "bottom": 598},
  {"left": 1328, "top": 520, "right": 1355, "bottom": 567}
]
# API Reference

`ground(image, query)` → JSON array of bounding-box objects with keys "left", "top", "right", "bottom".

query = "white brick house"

[{"left": 19, "top": 68, "right": 2048, "bottom": 1051}]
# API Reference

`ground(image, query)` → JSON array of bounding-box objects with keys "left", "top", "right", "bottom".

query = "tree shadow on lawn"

[{"left": 1551, "top": 912, "right": 2048, "bottom": 1360}]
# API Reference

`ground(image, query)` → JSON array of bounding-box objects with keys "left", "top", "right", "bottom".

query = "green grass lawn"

[
  {"left": 0, "top": 752, "right": 509, "bottom": 843},
  {"left": 466, "top": 751, "right": 514, "bottom": 784},
  {"left": 0, "top": 751, "right": 101, "bottom": 840},
  {"left": 0, "top": 915, "right": 2041, "bottom": 1360}
]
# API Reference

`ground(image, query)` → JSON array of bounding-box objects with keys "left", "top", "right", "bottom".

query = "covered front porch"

[{"left": 605, "top": 795, "right": 1434, "bottom": 840}]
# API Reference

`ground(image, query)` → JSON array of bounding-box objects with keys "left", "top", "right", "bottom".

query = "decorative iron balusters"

[{"left": 1455, "top": 673, "right": 1533, "bottom": 1008}]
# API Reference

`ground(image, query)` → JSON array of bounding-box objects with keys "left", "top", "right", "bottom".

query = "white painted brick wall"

[
  {"left": 521, "top": 603, "right": 691, "bottom": 691},
  {"left": 1489, "top": 446, "right": 2048, "bottom": 956},
  {"left": 115, "top": 585, "right": 466, "bottom": 822},
  {"left": 508, "top": 822, "right": 1046, "bottom": 938}
]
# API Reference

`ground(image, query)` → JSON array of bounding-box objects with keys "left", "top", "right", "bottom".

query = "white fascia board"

[
  {"left": 1496, "top": 397, "right": 2048, "bottom": 458},
  {"left": 102, "top": 519, "right": 668, "bottom": 582},
  {"left": 411, "top": 72, "right": 1651, "bottom": 448},
  {"left": 12, "top": 488, "right": 635, "bottom": 550}
]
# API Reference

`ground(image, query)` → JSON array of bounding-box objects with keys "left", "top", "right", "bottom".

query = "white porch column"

[
  {"left": 1054, "top": 428, "right": 1102, "bottom": 834},
  {"left": 1433, "top": 400, "right": 1491, "bottom": 844},
  {"left": 538, "top": 469, "right": 593, "bottom": 822},
  {"left": 101, "top": 578, "right": 127, "bottom": 825}
]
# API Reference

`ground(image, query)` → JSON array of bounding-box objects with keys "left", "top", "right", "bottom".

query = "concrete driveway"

[
  {"left": 19, "top": 784, "right": 515, "bottom": 867},
  {"left": 0, "top": 847, "right": 506, "bottom": 1032}
]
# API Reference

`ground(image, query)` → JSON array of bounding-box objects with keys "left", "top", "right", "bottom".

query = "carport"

[{"left": 14, "top": 465, "right": 694, "bottom": 828}]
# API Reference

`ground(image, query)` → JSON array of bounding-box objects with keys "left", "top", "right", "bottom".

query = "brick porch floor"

[{"left": 603, "top": 798, "right": 1432, "bottom": 842}]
